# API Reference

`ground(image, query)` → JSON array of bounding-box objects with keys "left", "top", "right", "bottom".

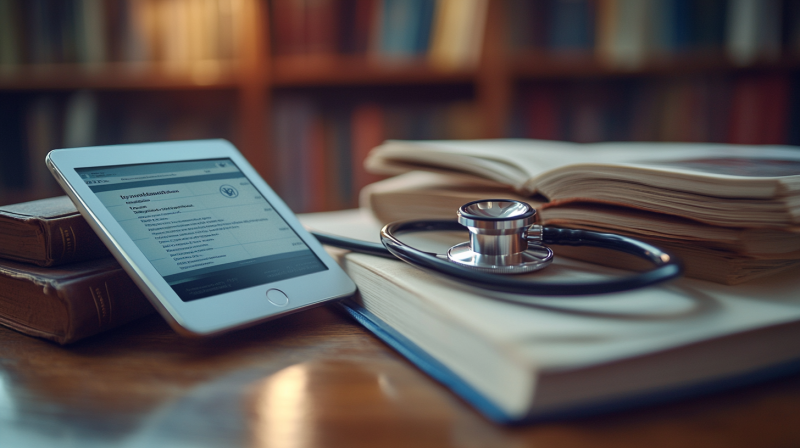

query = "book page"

[{"left": 366, "top": 139, "right": 800, "bottom": 196}]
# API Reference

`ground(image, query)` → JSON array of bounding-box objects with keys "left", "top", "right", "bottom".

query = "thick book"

[
  {"left": 0, "top": 256, "right": 154, "bottom": 344},
  {"left": 364, "top": 139, "right": 800, "bottom": 228},
  {"left": 360, "top": 171, "right": 800, "bottom": 285},
  {"left": 0, "top": 196, "right": 110, "bottom": 266},
  {"left": 300, "top": 210, "right": 800, "bottom": 423}
]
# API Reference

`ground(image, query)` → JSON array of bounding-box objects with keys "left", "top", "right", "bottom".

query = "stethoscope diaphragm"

[{"left": 446, "top": 199, "right": 553, "bottom": 274}]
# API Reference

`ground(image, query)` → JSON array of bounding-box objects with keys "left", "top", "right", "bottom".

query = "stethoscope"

[{"left": 312, "top": 199, "right": 683, "bottom": 296}]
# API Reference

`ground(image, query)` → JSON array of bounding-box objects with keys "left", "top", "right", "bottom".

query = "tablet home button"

[{"left": 266, "top": 289, "right": 289, "bottom": 307}]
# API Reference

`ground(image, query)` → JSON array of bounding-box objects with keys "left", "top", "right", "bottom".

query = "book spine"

[
  {"left": 57, "top": 266, "right": 154, "bottom": 344},
  {"left": 351, "top": 103, "right": 385, "bottom": 199},
  {"left": 0, "top": 0, "right": 22, "bottom": 72},
  {"left": 37, "top": 214, "right": 110, "bottom": 267}
]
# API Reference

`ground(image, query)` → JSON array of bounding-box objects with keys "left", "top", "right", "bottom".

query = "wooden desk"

[{"left": 1, "top": 304, "right": 799, "bottom": 447}]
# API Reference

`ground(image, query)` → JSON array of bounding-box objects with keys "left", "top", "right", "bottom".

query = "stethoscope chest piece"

[{"left": 446, "top": 199, "right": 554, "bottom": 274}]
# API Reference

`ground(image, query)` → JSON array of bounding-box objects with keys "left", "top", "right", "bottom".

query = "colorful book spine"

[
  {"left": 0, "top": 0, "right": 240, "bottom": 67},
  {"left": 269, "top": 0, "right": 486, "bottom": 68}
]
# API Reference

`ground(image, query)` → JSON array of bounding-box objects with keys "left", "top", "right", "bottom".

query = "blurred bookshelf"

[{"left": 1, "top": 0, "right": 799, "bottom": 212}]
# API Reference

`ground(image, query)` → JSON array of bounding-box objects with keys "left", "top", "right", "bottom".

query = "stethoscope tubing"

[{"left": 311, "top": 220, "right": 683, "bottom": 296}]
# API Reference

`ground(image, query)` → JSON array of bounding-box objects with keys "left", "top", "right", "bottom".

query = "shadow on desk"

[{"left": 1, "top": 304, "right": 800, "bottom": 448}]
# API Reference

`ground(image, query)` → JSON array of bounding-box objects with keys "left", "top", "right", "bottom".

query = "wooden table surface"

[{"left": 2, "top": 304, "right": 800, "bottom": 448}]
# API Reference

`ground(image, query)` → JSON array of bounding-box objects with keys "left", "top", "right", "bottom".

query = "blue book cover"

[
  {"left": 340, "top": 299, "right": 800, "bottom": 424},
  {"left": 548, "top": 0, "right": 594, "bottom": 52},
  {"left": 379, "top": 0, "right": 425, "bottom": 58},
  {"left": 414, "top": 0, "right": 436, "bottom": 54}
]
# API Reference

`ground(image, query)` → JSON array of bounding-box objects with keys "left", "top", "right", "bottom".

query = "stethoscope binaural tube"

[{"left": 311, "top": 199, "right": 683, "bottom": 296}]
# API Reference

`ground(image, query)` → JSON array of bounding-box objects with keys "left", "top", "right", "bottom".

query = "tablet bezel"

[{"left": 46, "top": 139, "right": 356, "bottom": 336}]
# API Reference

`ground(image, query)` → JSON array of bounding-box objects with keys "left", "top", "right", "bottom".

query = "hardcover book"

[
  {"left": 300, "top": 209, "right": 800, "bottom": 423},
  {"left": 0, "top": 196, "right": 110, "bottom": 266},
  {"left": 0, "top": 256, "right": 154, "bottom": 344}
]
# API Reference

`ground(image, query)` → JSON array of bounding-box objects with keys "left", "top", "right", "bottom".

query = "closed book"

[
  {"left": 428, "top": 0, "right": 488, "bottom": 70},
  {"left": 300, "top": 210, "right": 800, "bottom": 423},
  {"left": 726, "top": 0, "right": 782, "bottom": 65},
  {"left": 0, "top": 196, "right": 110, "bottom": 267},
  {"left": 351, "top": 103, "right": 386, "bottom": 196},
  {"left": 548, "top": 0, "right": 594, "bottom": 53},
  {"left": 0, "top": 256, "right": 154, "bottom": 345},
  {"left": 25, "top": 95, "right": 62, "bottom": 198},
  {"left": 0, "top": 0, "right": 22, "bottom": 71},
  {"left": 76, "top": 0, "right": 108, "bottom": 66},
  {"left": 595, "top": 0, "right": 650, "bottom": 69},
  {"left": 376, "top": 0, "right": 432, "bottom": 58},
  {"left": 305, "top": 0, "right": 337, "bottom": 55}
]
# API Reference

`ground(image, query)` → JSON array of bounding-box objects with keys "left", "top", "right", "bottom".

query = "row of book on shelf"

[
  {"left": 0, "top": 0, "right": 243, "bottom": 72},
  {"left": 270, "top": 0, "right": 800, "bottom": 69},
  {"left": 271, "top": 95, "right": 481, "bottom": 212},
  {"left": 2, "top": 0, "right": 798, "bottom": 75},
  {"left": 0, "top": 0, "right": 491, "bottom": 73},
  {"left": 0, "top": 90, "right": 235, "bottom": 201},
  {"left": 270, "top": 0, "right": 488, "bottom": 70},
  {"left": 0, "top": 88, "right": 478, "bottom": 210},
  {"left": 509, "top": 0, "right": 799, "bottom": 67},
  {"left": 274, "top": 72, "right": 800, "bottom": 212},
  {"left": 515, "top": 73, "right": 799, "bottom": 145},
  {"left": 3, "top": 70, "right": 800, "bottom": 209}
]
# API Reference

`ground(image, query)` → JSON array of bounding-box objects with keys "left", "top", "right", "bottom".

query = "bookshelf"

[{"left": 1, "top": 0, "right": 798, "bottom": 211}]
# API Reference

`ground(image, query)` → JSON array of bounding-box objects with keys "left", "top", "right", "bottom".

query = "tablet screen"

[{"left": 76, "top": 159, "right": 327, "bottom": 302}]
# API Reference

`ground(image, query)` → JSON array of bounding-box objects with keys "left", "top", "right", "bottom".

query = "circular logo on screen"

[{"left": 219, "top": 185, "right": 239, "bottom": 198}]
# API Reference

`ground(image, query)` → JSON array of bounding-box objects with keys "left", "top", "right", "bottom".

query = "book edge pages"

[
  {"left": 364, "top": 139, "right": 800, "bottom": 199},
  {"left": 342, "top": 297, "right": 800, "bottom": 423}
]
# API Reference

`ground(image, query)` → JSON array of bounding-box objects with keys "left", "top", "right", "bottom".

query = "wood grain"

[{"left": 1, "top": 304, "right": 799, "bottom": 448}]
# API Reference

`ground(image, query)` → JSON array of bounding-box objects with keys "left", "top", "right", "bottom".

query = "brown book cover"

[
  {"left": 0, "top": 256, "right": 155, "bottom": 344},
  {"left": 0, "top": 196, "right": 110, "bottom": 266}
]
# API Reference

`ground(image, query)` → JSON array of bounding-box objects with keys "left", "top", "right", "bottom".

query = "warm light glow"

[
  {"left": 252, "top": 364, "right": 312, "bottom": 448},
  {"left": 377, "top": 373, "right": 399, "bottom": 401}
]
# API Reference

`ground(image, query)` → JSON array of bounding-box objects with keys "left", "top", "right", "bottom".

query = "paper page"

[{"left": 367, "top": 140, "right": 800, "bottom": 195}]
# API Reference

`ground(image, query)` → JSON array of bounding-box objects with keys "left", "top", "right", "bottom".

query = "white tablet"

[{"left": 46, "top": 140, "right": 356, "bottom": 336}]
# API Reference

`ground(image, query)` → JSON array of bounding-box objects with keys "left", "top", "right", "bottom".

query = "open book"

[
  {"left": 362, "top": 140, "right": 800, "bottom": 284},
  {"left": 365, "top": 139, "right": 800, "bottom": 228},
  {"left": 361, "top": 171, "right": 800, "bottom": 284},
  {"left": 299, "top": 210, "right": 800, "bottom": 423}
]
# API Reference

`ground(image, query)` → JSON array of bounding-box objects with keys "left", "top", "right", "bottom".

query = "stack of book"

[
  {"left": 299, "top": 207, "right": 800, "bottom": 423},
  {"left": 3, "top": 142, "right": 800, "bottom": 422},
  {"left": 297, "top": 138, "right": 800, "bottom": 422},
  {"left": 0, "top": 196, "right": 153, "bottom": 344},
  {"left": 360, "top": 139, "right": 800, "bottom": 285}
]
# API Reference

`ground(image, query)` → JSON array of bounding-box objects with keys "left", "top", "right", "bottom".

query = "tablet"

[{"left": 46, "top": 140, "right": 356, "bottom": 336}]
